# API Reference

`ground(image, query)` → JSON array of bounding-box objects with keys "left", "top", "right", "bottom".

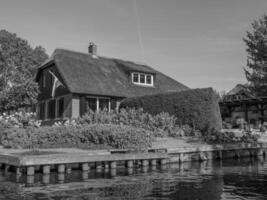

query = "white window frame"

[{"left": 131, "top": 72, "right": 154, "bottom": 86}]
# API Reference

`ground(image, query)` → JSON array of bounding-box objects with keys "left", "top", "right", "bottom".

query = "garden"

[{"left": 0, "top": 88, "right": 260, "bottom": 150}]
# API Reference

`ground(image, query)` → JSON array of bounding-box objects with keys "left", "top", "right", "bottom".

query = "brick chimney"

[{"left": 88, "top": 42, "right": 97, "bottom": 56}]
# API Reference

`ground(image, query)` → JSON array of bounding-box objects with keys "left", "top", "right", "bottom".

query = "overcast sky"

[{"left": 0, "top": 0, "right": 267, "bottom": 92}]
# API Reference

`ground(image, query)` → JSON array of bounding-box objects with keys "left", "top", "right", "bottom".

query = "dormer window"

[{"left": 132, "top": 72, "right": 154, "bottom": 86}]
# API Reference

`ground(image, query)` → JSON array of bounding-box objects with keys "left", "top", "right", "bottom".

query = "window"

[
  {"left": 87, "top": 98, "right": 97, "bottom": 112},
  {"left": 57, "top": 98, "right": 64, "bottom": 118},
  {"left": 99, "top": 98, "right": 109, "bottom": 111},
  {"left": 132, "top": 73, "right": 154, "bottom": 86},
  {"left": 39, "top": 102, "right": 46, "bottom": 120},
  {"left": 140, "top": 74, "right": 145, "bottom": 83},
  {"left": 146, "top": 75, "right": 151, "bottom": 84},
  {"left": 86, "top": 97, "right": 110, "bottom": 112},
  {"left": 48, "top": 100, "right": 56, "bottom": 119},
  {"left": 133, "top": 73, "right": 139, "bottom": 83},
  {"left": 111, "top": 99, "right": 117, "bottom": 110}
]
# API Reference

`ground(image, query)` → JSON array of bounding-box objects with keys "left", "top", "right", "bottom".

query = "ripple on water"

[{"left": 0, "top": 158, "right": 267, "bottom": 200}]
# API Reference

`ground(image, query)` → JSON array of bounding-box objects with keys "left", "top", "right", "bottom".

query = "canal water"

[{"left": 0, "top": 157, "right": 267, "bottom": 200}]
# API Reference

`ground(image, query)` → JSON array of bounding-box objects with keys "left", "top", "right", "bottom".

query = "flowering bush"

[
  {"left": 0, "top": 112, "right": 41, "bottom": 128},
  {"left": 204, "top": 129, "right": 259, "bottom": 144},
  {"left": 75, "top": 108, "right": 186, "bottom": 137}
]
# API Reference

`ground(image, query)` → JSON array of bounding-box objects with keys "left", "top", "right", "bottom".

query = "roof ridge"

[{"left": 53, "top": 48, "right": 152, "bottom": 68}]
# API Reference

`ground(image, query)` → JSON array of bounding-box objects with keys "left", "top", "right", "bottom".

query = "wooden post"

[
  {"left": 110, "top": 161, "right": 117, "bottom": 169},
  {"left": 126, "top": 160, "right": 134, "bottom": 168},
  {"left": 26, "top": 175, "right": 34, "bottom": 187},
  {"left": 58, "top": 173, "right": 65, "bottom": 184},
  {"left": 160, "top": 159, "right": 168, "bottom": 165},
  {"left": 57, "top": 164, "right": 65, "bottom": 173},
  {"left": 142, "top": 160, "right": 149, "bottom": 167},
  {"left": 151, "top": 159, "right": 157, "bottom": 166},
  {"left": 127, "top": 167, "right": 133, "bottom": 175},
  {"left": 42, "top": 174, "right": 50, "bottom": 185},
  {"left": 81, "top": 163, "right": 89, "bottom": 171},
  {"left": 27, "top": 166, "right": 35, "bottom": 176},
  {"left": 110, "top": 168, "right": 117, "bottom": 177},
  {"left": 96, "top": 162, "right": 103, "bottom": 171},
  {"left": 82, "top": 172, "right": 89, "bottom": 181},
  {"left": 43, "top": 165, "right": 50, "bottom": 174}
]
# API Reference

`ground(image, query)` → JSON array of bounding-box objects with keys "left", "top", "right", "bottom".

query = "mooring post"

[
  {"left": 57, "top": 164, "right": 65, "bottom": 173},
  {"left": 81, "top": 163, "right": 89, "bottom": 171},
  {"left": 160, "top": 159, "right": 168, "bottom": 166},
  {"left": 110, "top": 168, "right": 117, "bottom": 177},
  {"left": 142, "top": 166, "right": 149, "bottom": 173},
  {"left": 126, "top": 160, "right": 134, "bottom": 168},
  {"left": 151, "top": 159, "right": 157, "bottom": 166},
  {"left": 96, "top": 162, "right": 103, "bottom": 171},
  {"left": 66, "top": 164, "right": 72, "bottom": 173},
  {"left": 42, "top": 174, "right": 50, "bottom": 185},
  {"left": 42, "top": 165, "right": 50, "bottom": 174},
  {"left": 58, "top": 173, "right": 65, "bottom": 184},
  {"left": 104, "top": 162, "right": 109, "bottom": 170},
  {"left": 110, "top": 161, "right": 117, "bottom": 169},
  {"left": 127, "top": 167, "right": 133, "bottom": 175},
  {"left": 179, "top": 153, "right": 184, "bottom": 163},
  {"left": 27, "top": 166, "right": 35, "bottom": 176},
  {"left": 142, "top": 160, "right": 149, "bottom": 167},
  {"left": 26, "top": 175, "right": 34, "bottom": 187},
  {"left": 82, "top": 172, "right": 89, "bottom": 181}
]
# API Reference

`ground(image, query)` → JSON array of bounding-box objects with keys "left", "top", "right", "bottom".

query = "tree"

[
  {"left": 0, "top": 30, "right": 48, "bottom": 111},
  {"left": 244, "top": 15, "right": 267, "bottom": 96}
]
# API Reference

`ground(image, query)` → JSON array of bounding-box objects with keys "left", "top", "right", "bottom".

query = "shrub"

[
  {"left": 0, "top": 124, "right": 153, "bottom": 149},
  {"left": 204, "top": 129, "right": 259, "bottom": 144},
  {"left": 75, "top": 108, "right": 179, "bottom": 137},
  {"left": 120, "top": 88, "right": 222, "bottom": 134}
]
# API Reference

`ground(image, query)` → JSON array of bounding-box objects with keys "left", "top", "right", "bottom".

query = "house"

[
  {"left": 219, "top": 84, "right": 267, "bottom": 125},
  {"left": 35, "top": 43, "right": 188, "bottom": 121}
]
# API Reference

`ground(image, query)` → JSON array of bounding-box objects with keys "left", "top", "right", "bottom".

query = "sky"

[{"left": 0, "top": 0, "right": 267, "bottom": 92}]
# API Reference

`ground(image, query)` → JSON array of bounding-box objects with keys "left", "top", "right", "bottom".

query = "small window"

[
  {"left": 133, "top": 73, "right": 139, "bottom": 83},
  {"left": 140, "top": 74, "right": 145, "bottom": 83},
  {"left": 146, "top": 75, "right": 152, "bottom": 84},
  {"left": 57, "top": 98, "right": 64, "bottom": 118},
  {"left": 132, "top": 72, "right": 154, "bottom": 86}
]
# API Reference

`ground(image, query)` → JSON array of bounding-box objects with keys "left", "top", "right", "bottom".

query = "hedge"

[
  {"left": 120, "top": 88, "right": 222, "bottom": 133},
  {"left": 0, "top": 124, "right": 153, "bottom": 149}
]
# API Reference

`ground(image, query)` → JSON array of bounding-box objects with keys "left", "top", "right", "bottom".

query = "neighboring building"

[
  {"left": 35, "top": 43, "right": 188, "bottom": 121},
  {"left": 220, "top": 84, "right": 267, "bottom": 124}
]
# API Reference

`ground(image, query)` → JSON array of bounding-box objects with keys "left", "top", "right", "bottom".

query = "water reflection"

[{"left": 0, "top": 158, "right": 266, "bottom": 199}]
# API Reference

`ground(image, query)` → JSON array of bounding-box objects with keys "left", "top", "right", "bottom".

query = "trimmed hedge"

[
  {"left": 0, "top": 124, "right": 153, "bottom": 149},
  {"left": 120, "top": 88, "right": 222, "bottom": 133}
]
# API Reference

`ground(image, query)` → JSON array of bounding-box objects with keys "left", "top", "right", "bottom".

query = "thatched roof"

[
  {"left": 36, "top": 49, "right": 188, "bottom": 98},
  {"left": 227, "top": 84, "right": 254, "bottom": 97}
]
